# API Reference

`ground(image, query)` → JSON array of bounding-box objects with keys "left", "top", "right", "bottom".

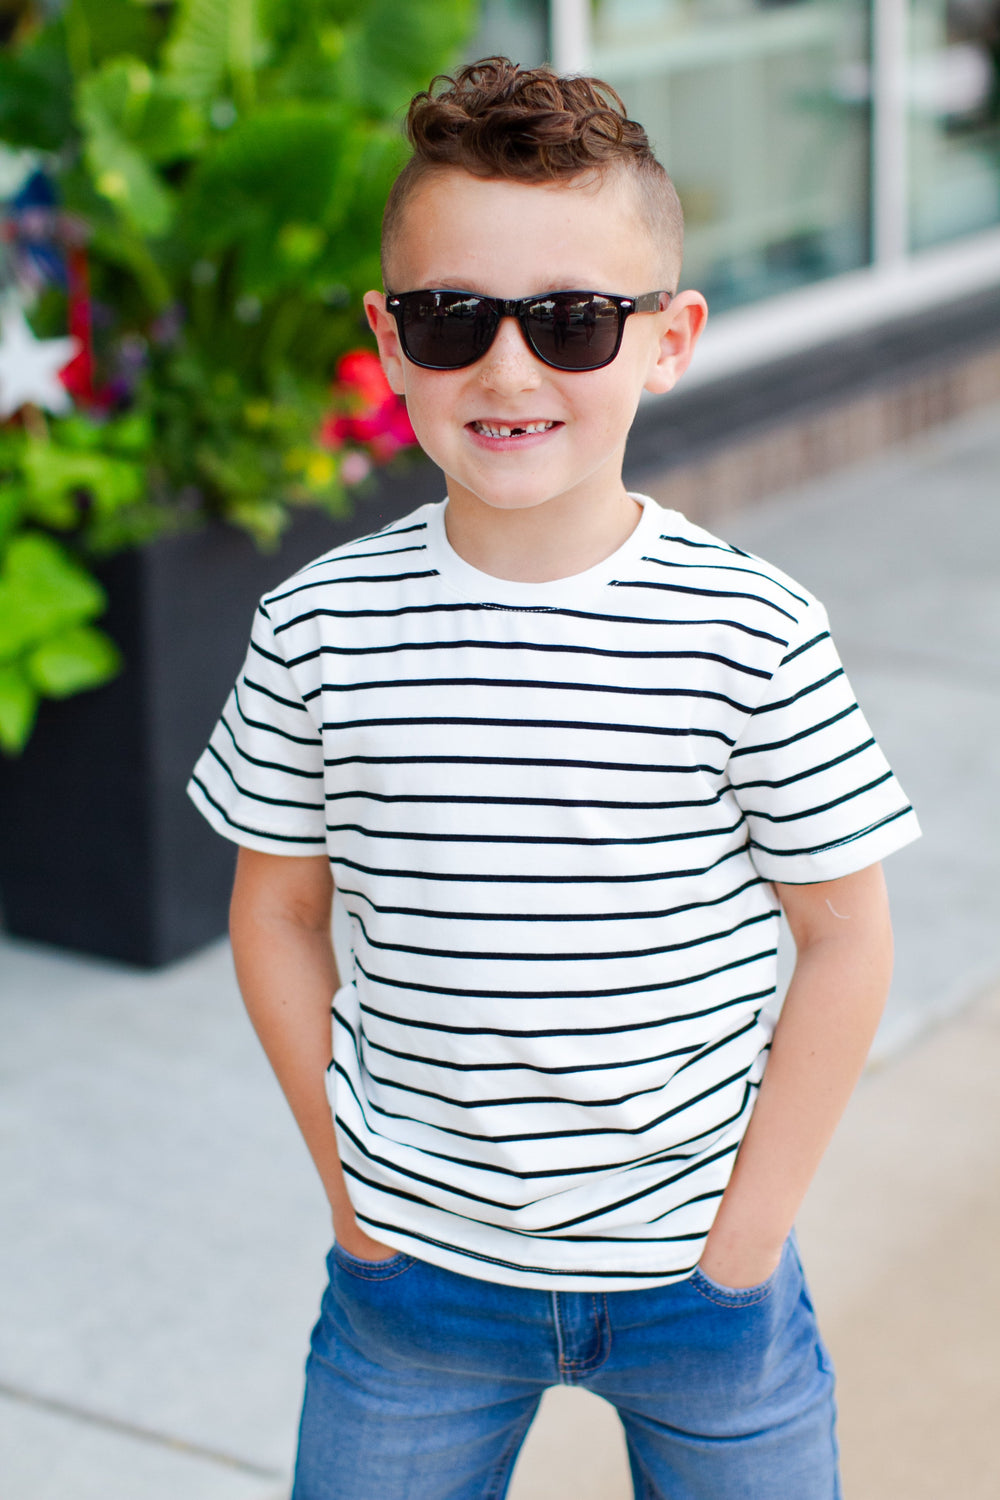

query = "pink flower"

[
  {"left": 319, "top": 348, "right": 417, "bottom": 462},
  {"left": 340, "top": 451, "right": 372, "bottom": 485}
]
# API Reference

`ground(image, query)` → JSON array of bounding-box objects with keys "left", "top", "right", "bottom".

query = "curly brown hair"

[{"left": 381, "top": 57, "right": 684, "bottom": 287}]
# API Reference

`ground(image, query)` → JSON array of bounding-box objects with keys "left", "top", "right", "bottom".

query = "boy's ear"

[
  {"left": 644, "top": 290, "right": 708, "bottom": 396},
  {"left": 363, "top": 291, "right": 407, "bottom": 395}
]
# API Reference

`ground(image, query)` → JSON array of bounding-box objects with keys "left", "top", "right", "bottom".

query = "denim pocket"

[
  {"left": 688, "top": 1247, "right": 785, "bottom": 1308},
  {"left": 331, "top": 1241, "right": 416, "bottom": 1282}
]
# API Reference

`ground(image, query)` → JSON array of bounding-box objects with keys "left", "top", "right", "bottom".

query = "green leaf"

[
  {"left": 338, "top": 0, "right": 475, "bottom": 117},
  {"left": 0, "top": 533, "right": 107, "bottom": 664},
  {"left": 78, "top": 57, "right": 205, "bottom": 165},
  {"left": 102, "top": 410, "right": 154, "bottom": 457},
  {"left": 26, "top": 624, "right": 122, "bottom": 698},
  {"left": 164, "top": 0, "right": 280, "bottom": 111},
  {"left": 0, "top": 484, "right": 27, "bottom": 550},
  {"left": 21, "top": 442, "right": 147, "bottom": 523},
  {"left": 78, "top": 66, "right": 176, "bottom": 238},
  {"left": 0, "top": 663, "right": 38, "bottom": 756},
  {"left": 225, "top": 495, "right": 288, "bottom": 547},
  {"left": 0, "top": 27, "right": 75, "bottom": 151},
  {"left": 66, "top": 0, "right": 166, "bottom": 69}
]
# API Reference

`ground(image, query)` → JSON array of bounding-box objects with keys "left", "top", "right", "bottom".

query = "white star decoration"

[{"left": 0, "top": 298, "right": 80, "bottom": 419}]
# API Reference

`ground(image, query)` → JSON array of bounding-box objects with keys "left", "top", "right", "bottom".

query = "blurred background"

[{"left": 1, "top": 3, "right": 998, "bottom": 1498}]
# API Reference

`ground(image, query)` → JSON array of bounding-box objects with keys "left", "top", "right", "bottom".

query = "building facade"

[{"left": 471, "top": 1, "right": 1000, "bottom": 382}]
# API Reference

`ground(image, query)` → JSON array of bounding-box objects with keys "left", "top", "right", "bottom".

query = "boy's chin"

[{"left": 445, "top": 484, "right": 570, "bottom": 516}]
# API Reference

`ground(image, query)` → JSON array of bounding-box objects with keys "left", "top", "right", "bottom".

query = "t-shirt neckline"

[{"left": 425, "top": 493, "right": 661, "bottom": 607}]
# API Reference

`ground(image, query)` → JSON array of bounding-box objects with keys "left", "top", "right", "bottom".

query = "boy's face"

[{"left": 365, "top": 169, "right": 704, "bottom": 525}]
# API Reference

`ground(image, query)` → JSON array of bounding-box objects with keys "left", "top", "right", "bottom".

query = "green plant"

[{"left": 0, "top": 0, "right": 475, "bottom": 752}]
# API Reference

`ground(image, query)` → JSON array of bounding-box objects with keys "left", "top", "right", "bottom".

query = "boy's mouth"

[{"left": 469, "top": 420, "right": 560, "bottom": 439}]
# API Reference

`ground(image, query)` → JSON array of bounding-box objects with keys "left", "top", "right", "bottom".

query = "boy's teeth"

[{"left": 474, "top": 420, "right": 555, "bottom": 438}]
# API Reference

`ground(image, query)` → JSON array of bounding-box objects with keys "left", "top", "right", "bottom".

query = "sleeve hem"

[
  {"left": 186, "top": 780, "right": 328, "bottom": 858},
  {"left": 748, "top": 809, "right": 921, "bottom": 885}
]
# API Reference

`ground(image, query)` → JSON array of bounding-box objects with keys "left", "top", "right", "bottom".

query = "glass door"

[{"left": 589, "top": 1, "right": 874, "bottom": 309}]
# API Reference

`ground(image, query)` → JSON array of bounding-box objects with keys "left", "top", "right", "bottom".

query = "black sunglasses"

[{"left": 384, "top": 288, "right": 670, "bottom": 373}]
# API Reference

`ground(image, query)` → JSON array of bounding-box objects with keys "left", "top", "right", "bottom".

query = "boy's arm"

[
  {"left": 698, "top": 861, "right": 893, "bottom": 1288},
  {"left": 229, "top": 846, "right": 394, "bottom": 1260}
]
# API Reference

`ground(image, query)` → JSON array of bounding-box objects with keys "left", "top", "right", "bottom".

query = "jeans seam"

[
  {"left": 332, "top": 1246, "right": 416, "bottom": 1282},
  {"left": 573, "top": 1294, "right": 612, "bottom": 1376},
  {"left": 552, "top": 1292, "right": 570, "bottom": 1380},
  {"left": 555, "top": 1293, "right": 613, "bottom": 1379},
  {"left": 480, "top": 1404, "right": 538, "bottom": 1500}
]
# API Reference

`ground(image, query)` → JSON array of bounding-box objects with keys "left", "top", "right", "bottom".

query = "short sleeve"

[
  {"left": 187, "top": 600, "right": 328, "bottom": 855},
  {"left": 727, "top": 600, "right": 920, "bottom": 883}
]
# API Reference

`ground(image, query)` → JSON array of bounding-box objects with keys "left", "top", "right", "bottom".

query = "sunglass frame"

[{"left": 384, "top": 289, "right": 669, "bottom": 373}]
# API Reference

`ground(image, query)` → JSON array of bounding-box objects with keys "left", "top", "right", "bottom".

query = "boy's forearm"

[
  {"left": 230, "top": 912, "right": 350, "bottom": 1220},
  {"left": 228, "top": 849, "right": 360, "bottom": 1234},
  {"left": 700, "top": 865, "right": 894, "bottom": 1286}
]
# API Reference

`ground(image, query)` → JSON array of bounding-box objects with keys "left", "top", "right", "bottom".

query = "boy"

[{"left": 189, "top": 58, "right": 919, "bottom": 1500}]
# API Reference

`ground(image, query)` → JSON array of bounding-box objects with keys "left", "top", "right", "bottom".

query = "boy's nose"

[{"left": 476, "top": 315, "right": 543, "bottom": 391}]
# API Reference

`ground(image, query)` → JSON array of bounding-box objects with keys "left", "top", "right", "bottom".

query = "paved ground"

[{"left": 3, "top": 402, "right": 999, "bottom": 1499}]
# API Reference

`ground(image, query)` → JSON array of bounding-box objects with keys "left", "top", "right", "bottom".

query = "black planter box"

[{"left": 0, "top": 459, "right": 445, "bottom": 967}]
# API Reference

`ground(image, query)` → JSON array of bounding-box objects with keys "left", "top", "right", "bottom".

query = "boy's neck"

[{"left": 442, "top": 485, "right": 643, "bottom": 584}]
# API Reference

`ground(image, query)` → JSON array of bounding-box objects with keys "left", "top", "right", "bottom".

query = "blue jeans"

[{"left": 292, "top": 1236, "right": 840, "bottom": 1500}]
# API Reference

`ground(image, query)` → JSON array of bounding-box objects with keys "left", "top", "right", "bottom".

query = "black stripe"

[
  {"left": 335, "top": 1041, "right": 750, "bottom": 1176},
  {"left": 190, "top": 777, "right": 325, "bottom": 844},
  {"left": 309, "top": 543, "right": 428, "bottom": 563},
  {"left": 532, "top": 1133, "right": 746, "bottom": 1230},
  {"left": 347, "top": 1203, "right": 709, "bottom": 1279},
  {"left": 347, "top": 1064, "right": 750, "bottom": 1145},
  {"left": 727, "top": 702, "right": 859, "bottom": 758},
  {"left": 739, "top": 771, "right": 894, "bottom": 824},
  {"left": 356, "top": 984, "right": 775, "bottom": 1040},
  {"left": 361, "top": 1033, "right": 702, "bottom": 1076},
  {"left": 362, "top": 1063, "right": 676, "bottom": 1114},
  {"left": 318, "top": 714, "right": 738, "bottom": 746},
  {"left": 780, "top": 630, "right": 830, "bottom": 665},
  {"left": 642, "top": 553, "right": 810, "bottom": 607},
  {"left": 217, "top": 714, "right": 324, "bottom": 778},
  {"left": 232, "top": 685, "right": 322, "bottom": 747},
  {"left": 300, "top": 674, "right": 758, "bottom": 708},
  {"left": 354, "top": 946, "right": 774, "bottom": 1003},
  {"left": 326, "top": 789, "right": 723, "bottom": 811},
  {"left": 751, "top": 667, "right": 844, "bottom": 715},
  {"left": 271, "top": 599, "right": 788, "bottom": 644},
  {"left": 273, "top": 631, "right": 785, "bottom": 661},
  {"left": 292, "top": 522, "right": 430, "bottom": 577},
  {"left": 333, "top": 872, "right": 765, "bottom": 924},
  {"left": 728, "top": 737, "right": 874, "bottom": 790},
  {"left": 349, "top": 907, "right": 776, "bottom": 964},
  {"left": 242, "top": 675, "right": 310, "bottom": 713},
  {"left": 329, "top": 841, "right": 749, "bottom": 887},
  {"left": 325, "top": 814, "right": 745, "bottom": 847},
  {"left": 266, "top": 567, "right": 439, "bottom": 604},
  {"left": 749, "top": 805, "right": 913, "bottom": 861},
  {"left": 206, "top": 744, "right": 325, "bottom": 812},
  {"left": 360, "top": 1016, "right": 760, "bottom": 1113},
  {"left": 324, "top": 752, "right": 726, "bottom": 775},
  {"left": 611, "top": 578, "right": 799, "bottom": 623}
]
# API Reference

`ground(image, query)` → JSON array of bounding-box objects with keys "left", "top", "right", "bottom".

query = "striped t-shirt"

[{"left": 189, "top": 494, "right": 919, "bottom": 1290}]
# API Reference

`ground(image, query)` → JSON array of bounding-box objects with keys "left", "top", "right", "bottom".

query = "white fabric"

[{"left": 189, "top": 496, "right": 919, "bottom": 1289}]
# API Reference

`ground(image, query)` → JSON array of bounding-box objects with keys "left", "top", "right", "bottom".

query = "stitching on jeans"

[
  {"left": 574, "top": 1295, "right": 612, "bottom": 1375},
  {"left": 553, "top": 1292, "right": 570, "bottom": 1379},
  {"left": 558, "top": 1294, "right": 613, "bottom": 1377},
  {"left": 332, "top": 1246, "right": 416, "bottom": 1282},
  {"left": 481, "top": 1403, "right": 538, "bottom": 1500},
  {"left": 689, "top": 1269, "right": 775, "bottom": 1308}
]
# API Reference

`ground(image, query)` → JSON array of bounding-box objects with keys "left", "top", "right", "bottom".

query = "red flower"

[{"left": 319, "top": 348, "right": 417, "bottom": 462}]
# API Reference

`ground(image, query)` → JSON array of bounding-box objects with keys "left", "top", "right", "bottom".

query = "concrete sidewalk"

[{"left": 3, "top": 403, "right": 999, "bottom": 1499}]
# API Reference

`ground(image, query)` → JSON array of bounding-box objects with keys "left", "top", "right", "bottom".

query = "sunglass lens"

[
  {"left": 399, "top": 292, "right": 496, "bottom": 369},
  {"left": 526, "top": 295, "right": 621, "bottom": 369}
]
